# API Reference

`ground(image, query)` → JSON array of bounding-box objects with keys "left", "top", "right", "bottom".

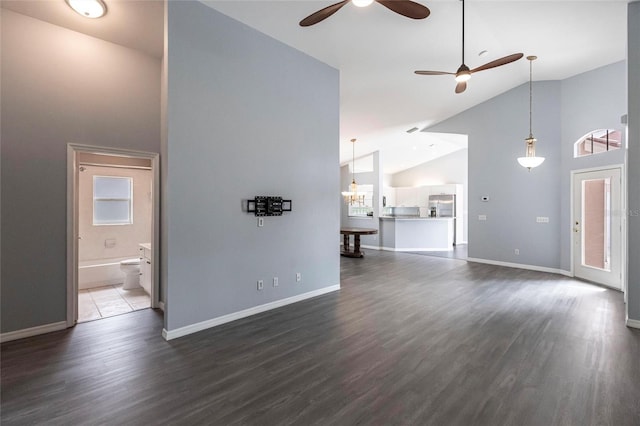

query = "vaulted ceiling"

[{"left": 2, "top": 0, "right": 628, "bottom": 173}]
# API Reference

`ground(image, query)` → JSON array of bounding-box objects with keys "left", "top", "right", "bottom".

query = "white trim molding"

[
  {"left": 0, "top": 321, "right": 67, "bottom": 343},
  {"left": 467, "top": 257, "right": 569, "bottom": 276},
  {"left": 626, "top": 317, "right": 640, "bottom": 330},
  {"left": 380, "top": 246, "right": 453, "bottom": 252},
  {"left": 67, "top": 144, "right": 162, "bottom": 328},
  {"left": 162, "top": 285, "right": 340, "bottom": 341}
]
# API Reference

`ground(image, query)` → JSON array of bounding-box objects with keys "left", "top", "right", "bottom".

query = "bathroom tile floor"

[{"left": 78, "top": 284, "right": 150, "bottom": 323}]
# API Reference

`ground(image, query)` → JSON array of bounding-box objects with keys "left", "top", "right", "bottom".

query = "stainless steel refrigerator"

[{"left": 428, "top": 194, "right": 456, "bottom": 244}]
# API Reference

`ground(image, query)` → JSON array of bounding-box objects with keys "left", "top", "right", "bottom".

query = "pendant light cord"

[
  {"left": 529, "top": 58, "right": 533, "bottom": 138},
  {"left": 351, "top": 139, "right": 356, "bottom": 183}
]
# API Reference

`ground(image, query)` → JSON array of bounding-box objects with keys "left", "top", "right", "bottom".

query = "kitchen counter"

[
  {"left": 379, "top": 217, "right": 454, "bottom": 251},
  {"left": 380, "top": 216, "right": 453, "bottom": 221}
]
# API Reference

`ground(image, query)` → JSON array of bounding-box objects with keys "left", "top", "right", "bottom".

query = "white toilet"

[{"left": 120, "top": 258, "right": 141, "bottom": 290}]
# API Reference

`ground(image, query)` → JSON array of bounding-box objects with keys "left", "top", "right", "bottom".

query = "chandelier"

[{"left": 342, "top": 139, "right": 365, "bottom": 205}]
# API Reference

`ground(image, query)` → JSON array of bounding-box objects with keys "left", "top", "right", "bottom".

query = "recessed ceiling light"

[
  {"left": 66, "top": 0, "right": 107, "bottom": 19},
  {"left": 406, "top": 127, "right": 419, "bottom": 134},
  {"left": 478, "top": 50, "right": 489, "bottom": 57}
]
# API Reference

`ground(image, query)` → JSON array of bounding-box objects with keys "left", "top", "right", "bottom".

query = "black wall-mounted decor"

[{"left": 247, "top": 196, "right": 292, "bottom": 216}]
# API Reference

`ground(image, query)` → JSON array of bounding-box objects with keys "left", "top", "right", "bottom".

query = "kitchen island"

[{"left": 379, "top": 216, "right": 454, "bottom": 251}]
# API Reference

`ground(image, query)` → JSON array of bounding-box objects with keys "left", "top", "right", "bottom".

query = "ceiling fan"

[
  {"left": 414, "top": 0, "right": 523, "bottom": 94},
  {"left": 299, "top": 0, "right": 430, "bottom": 27}
]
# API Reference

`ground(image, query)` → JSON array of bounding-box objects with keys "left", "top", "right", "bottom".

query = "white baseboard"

[
  {"left": 466, "top": 257, "right": 567, "bottom": 275},
  {"left": 162, "top": 284, "right": 341, "bottom": 341},
  {"left": 361, "top": 244, "right": 382, "bottom": 250},
  {"left": 0, "top": 321, "right": 67, "bottom": 343},
  {"left": 380, "top": 246, "right": 452, "bottom": 252},
  {"left": 626, "top": 317, "right": 640, "bottom": 329}
]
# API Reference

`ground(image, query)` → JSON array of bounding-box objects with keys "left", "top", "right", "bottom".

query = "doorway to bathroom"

[{"left": 67, "top": 144, "right": 160, "bottom": 326}]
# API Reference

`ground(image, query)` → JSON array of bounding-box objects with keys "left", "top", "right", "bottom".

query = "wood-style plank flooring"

[{"left": 2, "top": 250, "right": 639, "bottom": 425}]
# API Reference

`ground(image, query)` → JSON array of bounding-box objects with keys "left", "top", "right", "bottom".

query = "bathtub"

[{"left": 78, "top": 256, "right": 137, "bottom": 290}]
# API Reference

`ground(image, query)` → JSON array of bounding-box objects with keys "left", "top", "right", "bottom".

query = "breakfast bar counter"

[{"left": 379, "top": 216, "right": 454, "bottom": 251}]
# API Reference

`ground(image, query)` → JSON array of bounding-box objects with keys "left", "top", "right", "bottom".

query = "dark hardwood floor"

[{"left": 2, "top": 250, "right": 639, "bottom": 425}]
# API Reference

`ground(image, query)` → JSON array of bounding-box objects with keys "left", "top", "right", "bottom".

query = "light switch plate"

[{"left": 478, "top": 215, "right": 487, "bottom": 221}]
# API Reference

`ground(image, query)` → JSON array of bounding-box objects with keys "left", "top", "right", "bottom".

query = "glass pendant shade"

[{"left": 517, "top": 136, "right": 545, "bottom": 170}]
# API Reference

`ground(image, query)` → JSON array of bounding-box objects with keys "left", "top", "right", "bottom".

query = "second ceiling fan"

[
  {"left": 299, "top": 0, "right": 430, "bottom": 27},
  {"left": 415, "top": 0, "right": 523, "bottom": 94}
]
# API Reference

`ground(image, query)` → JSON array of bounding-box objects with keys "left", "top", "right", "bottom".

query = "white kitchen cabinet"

[{"left": 395, "top": 187, "right": 419, "bottom": 206}]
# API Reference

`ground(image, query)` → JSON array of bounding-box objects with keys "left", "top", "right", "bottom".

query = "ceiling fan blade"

[
  {"left": 471, "top": 53, "right": 524, "bottom": 73},
  {"left": 455, "top": 81, "right": 467, "bottom": 94},
  {"left": 415, "top": 70, "right": 455, "bottom": 76},
  {"left": 376, "top": 0, "right": 430, "bottom": 20},
  {"left": 299, "top": 0, "right": 350, "bottom": 27}
]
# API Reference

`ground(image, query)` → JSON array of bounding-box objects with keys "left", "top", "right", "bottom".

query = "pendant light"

[
  {"left": 342, "top": 139, "right": 365, "bottom": 205},
  {"left": 518, "top": 55, "right": 545, "bottom": 170}
]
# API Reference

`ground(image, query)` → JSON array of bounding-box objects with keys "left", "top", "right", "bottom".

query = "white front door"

[{"left": 572, "top": 167, "right": 623, "bottom": 289}]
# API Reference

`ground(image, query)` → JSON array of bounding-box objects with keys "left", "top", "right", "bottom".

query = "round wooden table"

[{"left": 340, "top": 227, "right": 378, "bottom": 258}]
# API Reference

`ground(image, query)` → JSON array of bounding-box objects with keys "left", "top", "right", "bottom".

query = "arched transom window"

[{"left": 574, "top": 129, "right": 622, "bottom": 158}]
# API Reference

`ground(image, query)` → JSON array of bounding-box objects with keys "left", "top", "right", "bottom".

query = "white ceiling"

[
  {"left": 205, "top": 0, "right": 628, "bottom": 173},
  {"left": 3, "top": 0, "right": 628, "bottom": 174}
]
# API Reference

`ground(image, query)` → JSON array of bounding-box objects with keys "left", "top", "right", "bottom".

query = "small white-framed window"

[
  {"left": 93, "top": 176, "right": 133, "bottom": 225},
  {"left": 574, "top": 129, "right": 622, "bottom": 158}
]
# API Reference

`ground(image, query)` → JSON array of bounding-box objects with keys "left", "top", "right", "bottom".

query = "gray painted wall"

[
  {"left": 0, "top": 10, "right": 161, "bottom": 332},
  {"left": 560, "top": 61, "right": 627, "bottom": 272},
  {"left": 425, "top": 62, "right": 627, "bottom": 272},
  {"left": 427, "top": 82, "right": 562, "bottom": 269},
  {"left": 627, "top": 1, "right": 640, "bottom": 322},
  {"left": 164, "top": 2, "right": 339, "bottom": 331}
]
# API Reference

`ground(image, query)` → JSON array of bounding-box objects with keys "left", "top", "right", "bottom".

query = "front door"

[{"left": 572, "top": 167, "right": 622, "bottom": 289}]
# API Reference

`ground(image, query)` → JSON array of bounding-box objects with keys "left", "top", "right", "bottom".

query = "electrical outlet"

[
  {"left": 478, "top": 215, "right": 487, "bottom": 221},
  {"left": 296, "top": 272, "right": 301, "bottom": 282},
  {"left": 258, "top": 217, "right": 264, "bottom": 227},
  {"left": 536, "top": 216, "right": 550, "bottom": 223},
  {"left": 515, "top": 249, "right": 520, "bottom": 255},
  {"left": 273, "top": 277, "right": 278, "bottom": 287},
  {"left": 257, "top": 280, "right": 264, "bottom": 290}
]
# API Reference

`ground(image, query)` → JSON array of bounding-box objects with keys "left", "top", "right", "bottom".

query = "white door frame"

[
  {"left": 66, "top": 144, "right": 161, "bottom": 327},
  {"left": 570, "top": 164, "right": 626, "bottom": 292}
]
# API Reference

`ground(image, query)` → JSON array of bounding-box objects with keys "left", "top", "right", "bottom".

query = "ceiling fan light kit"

[
  {"left": 352, "top": 0, "right": 374, "bottom": 7},
  {"left": 518, "top": 55, "right": 545, "bottom": 171},
  {"left": 414, "top": 0, "right": 523, "bottom": 94},
  {"left": 299, "top": 0, "right": 430, "bottom": 27}
]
